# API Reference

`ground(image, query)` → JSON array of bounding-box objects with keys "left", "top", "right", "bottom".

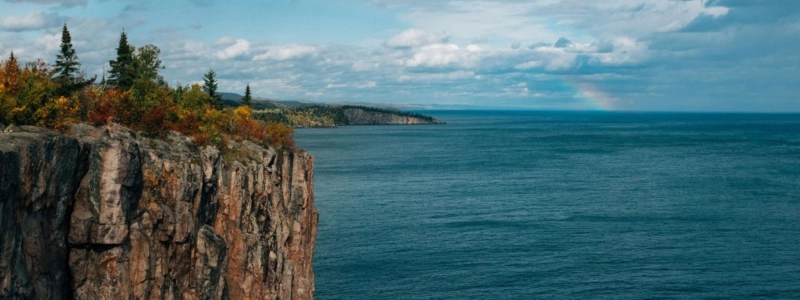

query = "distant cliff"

[
  {"left": 0, "top": 124, "right": 317, "bottom": 299},
  {"left": 340, "top": 107, "right": 443, "bottom": 125},
  {"left": 252, "top": 105, "right": 444, "bottom": 128}
]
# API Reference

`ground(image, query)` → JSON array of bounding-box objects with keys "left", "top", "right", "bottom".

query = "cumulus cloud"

[
  {"left": 252, "top": 45, "right": 318, "bottom": 61},
  {"left": 386, "top": 29, "right": 448, "bottom": 48},
  {"left": 405, "top": 43, "right": 462, "bottom": 67},
  {"left": 0, "top": 11, "right": 59, "bottom": 31},
  {"left": 589, "top": 37, "right": 648, "bottom": 66},
  {"left": 215, "top": 38, "right": 250, "bottom": 60}
]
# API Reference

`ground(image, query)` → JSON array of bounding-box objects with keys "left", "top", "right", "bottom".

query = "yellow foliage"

[
  {"left": 233, "top": 105, "right": 253, "bottom": 119},
  {"left": 35, "top": 95, "right": 81, "bottom": 132}
]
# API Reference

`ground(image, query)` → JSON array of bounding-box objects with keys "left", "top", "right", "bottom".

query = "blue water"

[{"left": 294, "top": 111, "right": 800, "bottom": 299}]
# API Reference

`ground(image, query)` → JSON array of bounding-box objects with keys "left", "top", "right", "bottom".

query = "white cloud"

[
  {"left": 398, "top": 70, "right": 476, "bottom": 82},
  {"left": 515, "top": 60, "right": 542, "bottom": 70},
  {"left": 34, "top": 31, "right": 60, "bottom": 53},
  {"left": 589, "top": 37, "right": 648, "bottom": 66},
  {"left": 545, "top": 0, "right": 730, "bottom": 37},
  {"left": 0, "top": 11, "right": 57, "bottom": 31},
  {"left": 326, "top": 83, "right": 349, "bottom": 89},
  {"left": 405, "top": 43, "right": 478, "bottom": 68},
  {"left": 214, "top": 36, "right": 235, "bottom": 46},
  {"left": 386, "top": 29, "right": 447, "bottom": 48},
  {"left": 215, "top": 38, "right": 250, "bottom": 60},
  {"left": 252, "top": 45, "right": 318, "bottom": 61}
]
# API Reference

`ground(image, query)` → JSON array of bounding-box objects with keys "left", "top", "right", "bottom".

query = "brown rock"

[{"left": 0, "top": 123, "right": 317, "bottom": 299}]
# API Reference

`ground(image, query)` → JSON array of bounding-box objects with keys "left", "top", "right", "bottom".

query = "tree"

[
  {"left": 108, "top": 30, "right": 136, "bottom": 90},
  {"left": 133, "top": 44, "right": 164, "bottom": 85},
  {"left": 54, "top": 23, "right": 94, "bottom": 96},
  {"left": 242, "top": 83, "right": 252, "bottom": 107},
  {"left": 202, "top": 69, "right": 220, "bottom": 107},
  {"left": 54, "top": 24, "right": 78, "bottom": 84}
]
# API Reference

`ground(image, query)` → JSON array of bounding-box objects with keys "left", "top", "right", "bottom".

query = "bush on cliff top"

[{"left": 0, "top": 25, "right": 294, "bottom": 149}]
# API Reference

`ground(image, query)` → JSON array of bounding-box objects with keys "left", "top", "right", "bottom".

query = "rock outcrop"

[
  {"left": 342, "top": 108, "right": 444, "bottom": 125},
  {"left": 0, "top": 124, "right": 317, "bottom": 299}
]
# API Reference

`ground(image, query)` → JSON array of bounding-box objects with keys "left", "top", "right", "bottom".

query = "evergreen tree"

[
  {"left": 108, "top": 30, "right": 136, "bottom": 90},
  {"left": 242, "top": 84, "right": 252, "bottom": 107},
  {"left": 54, "top": 23, "right": 95, "bottom": 96},
  {"left": 55, "top": 24, "right": 78, "bottom": 82},
  {"left": 202, "top": 69, "right": 220, "bottom": 107},
  {"left": 133, "top": 44, "right": 165, "bottom": 85}
]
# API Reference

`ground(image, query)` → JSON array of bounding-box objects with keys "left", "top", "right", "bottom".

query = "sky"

[{"left": 0, "top": 0, "right": 798, "bottom": 111}]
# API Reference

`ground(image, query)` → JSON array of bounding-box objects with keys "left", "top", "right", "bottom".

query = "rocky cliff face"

[
  {"left": 342, "top": 108, "right": 444, "bottom": 125},
  {"left": 0, "top": 124, "right": 317, "bottom": 299}
]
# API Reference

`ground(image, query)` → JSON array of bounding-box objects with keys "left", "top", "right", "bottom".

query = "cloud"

[
  {"left": 1, "top": 0, "right": 797, "bottom": 111},
  {"left": 386, "top": 29, "right": 447, "bottom": 48},
  {"left": 0, "top": 11, "right": 59, "bottom": 31},
  {"left": 325, "top": 83, "right": 349, "bottom": 89},
  {"left": 252, "top": 45, "right": 318, "bottom": 61},
  {"left": 215, "top": 38, "right": 250, "bottom": 60}
]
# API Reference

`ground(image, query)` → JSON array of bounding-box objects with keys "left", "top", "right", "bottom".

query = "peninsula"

[{"left": 219, "top": 95, "right": 445, "bottom": 128}]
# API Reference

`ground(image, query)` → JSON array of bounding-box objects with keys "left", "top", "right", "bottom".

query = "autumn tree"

[
  {"left": 202, "top": 69, "right": 220, "bottom": 107},
  {"left": 107, "top": 30, "right": 136, "bottom": 90},
  {"left": 242, "top": 83, "right": 252, "bottom": 106},
  {"left": 0, "top": 53, "right": 20, "bottom": 124},
  {"left": 54, "top": 23, "right": 95, "bottom": 96}
]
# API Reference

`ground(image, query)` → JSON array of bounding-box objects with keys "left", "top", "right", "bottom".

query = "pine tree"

[
  {"left": 108, "top": 30, "right": 136, "bottom": 90},
  {"left": 55, "top": 24, "right": 78, "bottom": 82},
  {"left": 242, "top": 84, "right": 252, "bottom": 107},
  {"left": 202, "top": 69, "right": 220, "bottom": 108},
  {"left": 54, "top": 23, "right": 95, "bottom": 96}
]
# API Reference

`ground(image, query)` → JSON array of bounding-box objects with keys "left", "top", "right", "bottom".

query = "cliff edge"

[{"left": 0, "top": 124, "right": 317, "bottom": 299}]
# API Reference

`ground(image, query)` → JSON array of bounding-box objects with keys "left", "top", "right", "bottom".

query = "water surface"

[{"left": 295, "top": 111, "right": 800, "bottom": 299}]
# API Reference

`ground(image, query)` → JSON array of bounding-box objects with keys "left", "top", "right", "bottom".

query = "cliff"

[
  {"left": 253, "top": 105, "right": 444, "bottom": 128},
  {"left": 0, "top": 124, "right": 317, "bottom": 299},
  {"left": 341, "top": 108, "right": 444, "bottom": 125}
]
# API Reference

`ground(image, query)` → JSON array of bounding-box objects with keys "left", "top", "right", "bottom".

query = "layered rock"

[{"left": 0, "top": 124, "right": 317, "bottom": 299}]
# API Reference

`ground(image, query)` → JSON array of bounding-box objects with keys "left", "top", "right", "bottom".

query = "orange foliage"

[
  {"left": 266, "top": 122, "right": 295, "bottom": 147},
  {"left": 1, "top": 50, "right": 295, "bottom": 149},
  {"left": 86, "top": 88, "right": 122, "bottom": 125}
]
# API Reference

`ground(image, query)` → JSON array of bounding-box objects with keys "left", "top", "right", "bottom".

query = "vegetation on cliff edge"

[{"left": 0, "top": 25, "right": 294, "bottom": 148}]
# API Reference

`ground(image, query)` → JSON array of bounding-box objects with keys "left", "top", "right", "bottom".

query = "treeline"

[
  {"left": 0, "top": 24, "right": 293, "bottom": 148},
  {"left": 254, "top": 105, "right": 347, "bottom": 127},
  {"left": 339, "top": 105, "right": 438, "bottom": 122},
  {"left": 253, "top": 105, "right": 437, "bottom": 127}
]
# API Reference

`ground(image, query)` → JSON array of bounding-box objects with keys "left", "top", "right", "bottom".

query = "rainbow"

[{"left": 562, "top": 77, "right": 618, "bottom": 111}]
